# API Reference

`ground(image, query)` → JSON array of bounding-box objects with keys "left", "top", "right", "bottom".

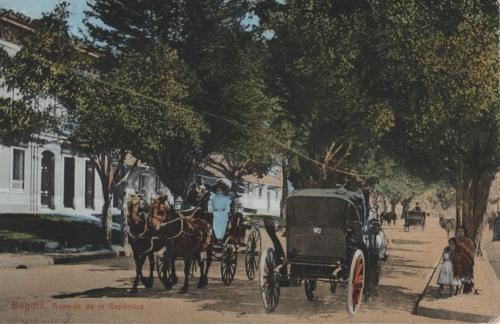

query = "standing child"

[{"left": 437, "top": 238, "right": 455, "bottom": 296}]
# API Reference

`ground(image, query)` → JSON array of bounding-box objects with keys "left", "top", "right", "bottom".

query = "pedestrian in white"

[
  {"left": 208, "top": 186, "right": 232, "bottom": 242},
  {"left": 437, "top": 238, "right": 455, "bottom": 296}
]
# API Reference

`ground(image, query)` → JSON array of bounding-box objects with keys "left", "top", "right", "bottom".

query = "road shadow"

[
  {"left": 391, "top": 239, "right": 429, "bottom": 245},
  {"left": 52, "top": 269, "right": 419, "bottom": 319}
]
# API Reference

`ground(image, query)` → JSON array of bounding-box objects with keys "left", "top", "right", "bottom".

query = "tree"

[
  {"left": 106, "top": 45, "right": 206, "bottom": 199},
  {"left": 0, "top": 4, "right": 203, "bottom": 245},
  {"left": 85, "top": 0, "right": 284, "bottom": 198},
  {"left": 256, "top": 0, "right": 394, "bottom": 191},
  {"left": 0, "top": 11, "right": 60, "bottom": 145},
  {"left": 0, "top": 4, "right": 136, "bottom": 245},
  {"left": 364, "top": 0, "right": 500, "bottom": 238}
]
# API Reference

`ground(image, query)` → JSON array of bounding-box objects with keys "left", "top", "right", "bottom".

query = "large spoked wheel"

[
  {"left": 245, "top": 228, "right": 261, "bottom": 280},
  {"left": 156, "top": 251, "right": 175, "bottom": 290},
  {"left": 259, "top": 247, "right": 280, "bottom": 311},
  {"left": 221, "top": 238, "right": 237, "bottom": 285},
  {"left": 304, "top": 280, "right": 316, "bottom": 301},
  {"left": 346, "top": 249, "right": 365, "bottom": 315}
]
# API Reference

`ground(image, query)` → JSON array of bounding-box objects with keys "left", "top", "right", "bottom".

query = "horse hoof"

[
  {"left": 179, "top": 286, "right": 188, "bottom": 294},
  {"left": 197, "top": 276, "right": 208, "bottom": 288},
  {"left": 161, "top": 279, "right": 172, "bottom": 290},
  {"left": 127, "top": 287, "right": 138, "bottom": 294},
  {"left": 172, "top": 276, "right": 178, "bottom": 286}
]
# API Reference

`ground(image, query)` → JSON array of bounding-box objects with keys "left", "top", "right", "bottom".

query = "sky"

[
  {"left": 0, "top": 0, "right": 88, "bottom": 35},
  {"left": 0, "top": 0, "right": 266, "bottom": 37}
]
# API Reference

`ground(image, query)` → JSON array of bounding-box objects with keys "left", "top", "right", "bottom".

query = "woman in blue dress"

[{"left": 208, "top": 183, "right": 232, "bottom": 242}]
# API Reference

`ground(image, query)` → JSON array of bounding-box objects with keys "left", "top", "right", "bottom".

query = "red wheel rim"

[{"left": 351, "top": 256, "right": 364, "bottom": 311}]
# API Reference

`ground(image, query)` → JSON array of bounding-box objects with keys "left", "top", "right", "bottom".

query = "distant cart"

[{"left": 404, "top": 211, "right": 426, "bottom": 231}]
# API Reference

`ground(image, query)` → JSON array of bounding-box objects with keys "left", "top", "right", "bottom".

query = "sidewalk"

[
  {"left": 416, "top": 226, "right": 500, "bottom": 322},
  {"left": 0, "top": 245, "right": 129, "bottom": 269}
]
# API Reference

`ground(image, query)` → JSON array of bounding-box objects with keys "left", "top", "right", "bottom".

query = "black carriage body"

[
  {"left": 284, "top": 189, "right": 366, "bottom": 280},
  {"left": 404, "top": 210, "right": 426, "bottom": 231}
]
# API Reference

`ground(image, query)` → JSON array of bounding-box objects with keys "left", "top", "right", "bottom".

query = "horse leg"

[
  {"left": 128, "top": 242, "right": 141, "bottom": 293},
  {"left": 197, "top": 249, "right": 209, "bottom": 288},
  {"left": 179, "top": 257, "right": 191, "bottom": 294},
  {"left": 129, "top": 246, "right": 146, "bottom": 293},
  {"left": 170, "top": 255, "right": 178, "bottom": 286},
  {"left": 200, "top": 245, "right": 212, "bottom": 288},
  {"left": 143, "top": 252, "right": 154, "bottom": 288},
  {"left": 138, "top": 254, "right": 149, "bottom": 288}
]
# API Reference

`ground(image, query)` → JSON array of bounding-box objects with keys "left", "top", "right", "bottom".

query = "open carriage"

[
  {"left": 212, "top": 205, "right": 262, "bottom": 285},
  {"left": 154, "top": 199, "right": 262, "bottom": 287},
  {"left": 404, "top": 210, "right": 426, "bottom": 231},
  {"left": 259, "top": 188, "right": 387, "bottom": 315}
]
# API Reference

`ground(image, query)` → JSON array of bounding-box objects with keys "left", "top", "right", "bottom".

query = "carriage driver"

[{"left": 208, "top": 181, "right": 232, "bottom": 243}]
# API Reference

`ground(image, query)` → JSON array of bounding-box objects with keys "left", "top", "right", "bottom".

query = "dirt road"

[{"left": 0, "top": 218, "right": 454, "bottom": 323}]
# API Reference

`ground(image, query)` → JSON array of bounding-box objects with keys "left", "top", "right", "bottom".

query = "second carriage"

[
  {"left": 211, "top": 202, "right": 262, "bottom": 285},
  {"left": 154, "top": 199, "right": 262, "bottom": 286}
]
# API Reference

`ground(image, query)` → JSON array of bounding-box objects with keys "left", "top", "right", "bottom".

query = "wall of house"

[
  {"left": 239, "top": 182, "right": 281, "bottom": 216},
  {"left": 0, "top": 140, "right": 107, "bottom": 217}
]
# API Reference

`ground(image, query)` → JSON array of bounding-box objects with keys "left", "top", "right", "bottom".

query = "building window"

[
  {"left": 155, "top": 176, "right": 161, "bottom": 192},
  {"left": 258, "top": 185, "right": 263, "bottom": 198},
  {"left": 139, "top": 174, "right": 148, "bottom": 190},
  {"left": 63, "top": 157, "right": 75, "bottom": 208},
  {"left": 41, "top": 151, "right": 55, "bottom": 209},
  {"left": 112, "top": 189, "right": 120, "bottom": 209},
  {"left": 84, "top": 161, "right": 95, "bottom": 209},
  {"left": 12, "top": 149, "right": 25, "bottom": 190}
]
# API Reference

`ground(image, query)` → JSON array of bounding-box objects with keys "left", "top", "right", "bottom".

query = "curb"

[
  {"left": 47, "top": 250, "right": 118, "bottom": 265},
  {"left": 417, "top": 305, "right": 495, "bottom": 323}
]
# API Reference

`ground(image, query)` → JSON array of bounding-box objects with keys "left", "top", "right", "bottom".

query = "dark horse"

[
  {"left": 126, "top": 194, "right": 159, "bottom": 293},
  {"left": 380, "top": 211, "right": 396, "bottom": 226},
  {"left": 150, "top": 198, "right": 213, "bottom": 294}
]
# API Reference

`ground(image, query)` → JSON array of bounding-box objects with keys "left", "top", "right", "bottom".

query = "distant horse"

[
  {"left": 439, "top": 215, "right": 456, "bottom": 238},
  {"left": 151, "top": 199, "right": 213, "bottom": 293},
  {"left": 126, "top": 194, "right": 159, "bottom": 293},
  {"left": 380, "top": 211, "right": 396, "bottom": 226}
]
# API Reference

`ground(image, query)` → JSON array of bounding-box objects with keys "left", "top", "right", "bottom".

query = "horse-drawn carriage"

[
  {"left": 209, "top": 205, "right": 262, "bottom": 285},
  {"left": 258, "top": 188, "right": 387, "bottom": 314},
  {"left": 153, "top": 196, "right": 262, "bottom": 289},
  {"left": 404, "top": 210, "right": 426, "bottom": 231}
]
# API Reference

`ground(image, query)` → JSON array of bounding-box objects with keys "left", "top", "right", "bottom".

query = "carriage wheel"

[
  {"left": 221, "top": 238, "right": 237, "bottom": 285},
  {"left": 304, "top": 280, "right": 316, "bottom": 301},
  {"left": 245, "top": 228, "right": 262, "bottom": 280},
  {"left": 259, "top": 247, "right": 280, "bottom": 311},
  {"left": 346, "top": 249, "right": 365, "bottom": 315},
  {"left": 156, "top": 252, "right": 174, "bottom": 289}
]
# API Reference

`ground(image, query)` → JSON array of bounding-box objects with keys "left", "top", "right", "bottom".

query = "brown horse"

[
  {"left": 150, "top": 198, "right": 213, "bottom": 294},
  {"left": 126, "top": 194, "right": 159, "bottom": 293}
]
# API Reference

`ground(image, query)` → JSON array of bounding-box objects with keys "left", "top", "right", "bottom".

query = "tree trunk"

[
  {"left": 280, "top": 156, "right": 290, "bottom": 219},
  {"left": 459, "top": 170, "right": 495, "bottom": 241},
  {"left": 455, "top": 185, "right": 463, "bottom": 227},
  {"left": 101, "top": 186, "right": 112, "bottom": 248}
]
